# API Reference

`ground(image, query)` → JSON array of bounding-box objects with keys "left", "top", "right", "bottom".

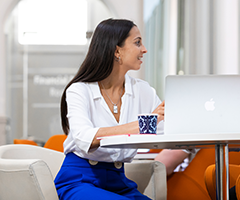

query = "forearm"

[
  {"left": 154, "top": 149, "right": 189, "bottom": 176},
  {"left": 90, "top": 121, "right": 139, "bottom": 149}
]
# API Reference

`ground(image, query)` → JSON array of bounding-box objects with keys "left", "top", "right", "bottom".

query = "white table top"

[{"left": 100, "top": 133, "right": 240, "bottom": 149}]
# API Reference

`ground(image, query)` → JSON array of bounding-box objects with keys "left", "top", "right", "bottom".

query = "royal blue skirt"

[{"left": 54, "top": 152, "right": 151, "bottom": 200}]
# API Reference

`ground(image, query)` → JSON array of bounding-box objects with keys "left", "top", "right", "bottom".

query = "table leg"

[
  {"left": 215, "top": 144, "right": 224, "bottom": 200},
  {"left": 225, "top": 144, "right": 229, "bottom": 200}
]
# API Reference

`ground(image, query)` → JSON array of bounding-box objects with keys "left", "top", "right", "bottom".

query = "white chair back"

[
  {"left": 0, "top": 144, "right": 65, "bottom": 178},
  {"left": 0, "top": 144, "right": 65, "bottom": 200}
]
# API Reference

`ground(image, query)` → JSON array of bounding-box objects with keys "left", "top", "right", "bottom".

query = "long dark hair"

[{"left": 61, "top": 18, "right": 136, "bottom": 135}]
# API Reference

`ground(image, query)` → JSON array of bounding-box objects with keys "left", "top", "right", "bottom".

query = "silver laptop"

[{"left": 164, "top": 75, "right": 240, "bottom": 135}]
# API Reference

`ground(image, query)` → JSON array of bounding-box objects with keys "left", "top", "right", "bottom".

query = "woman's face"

[{"left": 117, "top": 26, "right": 147, "bottom": 71}]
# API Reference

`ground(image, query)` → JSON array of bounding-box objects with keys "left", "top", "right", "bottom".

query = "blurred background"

[{"left": 0, "top": 0, "right": 239, "bottom": 145}]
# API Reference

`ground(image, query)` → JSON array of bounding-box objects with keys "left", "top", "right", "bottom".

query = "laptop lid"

[{"left": 164, "top": 75, "right": 240, "bottom": 135}]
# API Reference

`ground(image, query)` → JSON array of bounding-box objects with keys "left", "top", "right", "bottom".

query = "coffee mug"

[{"left": 138, "top": 114, "right": 158, "bottom": 134}]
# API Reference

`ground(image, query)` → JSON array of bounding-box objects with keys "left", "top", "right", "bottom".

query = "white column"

[
  {"left": 0, "top": 21, "right": 6, "bottom": 117},
  {"left": 184, "top": 0, "right": 211, "bottom": 75},
  {"left": 184, "top": 0, "right": 195, "bottom": 74},
  {"left": 213, "top": 0, "right": 239, "bottom": 74},
  {"left": 195, "top": 0, "right": 211, "bottom": 74},
  {"left": 162, "top": 0, "right": 178, "bottom": 76}
]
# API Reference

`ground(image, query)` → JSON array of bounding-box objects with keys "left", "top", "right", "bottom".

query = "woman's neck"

[{"left": 100, "top": 71, "right": 125, "bottom": 91}]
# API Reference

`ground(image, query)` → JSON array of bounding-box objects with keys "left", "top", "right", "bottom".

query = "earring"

[{"left": 115, "top": 56, "right": 121, "bottom": 62}]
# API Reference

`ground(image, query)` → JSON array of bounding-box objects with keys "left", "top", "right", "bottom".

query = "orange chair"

[
  {"left": 204, "top": 150, "right": 240, "bottom": 200},
  {"left": 145, "top": 148, "right": 215, "bottom": 199},
  {"left": 168, "top": 148, "right": 240, "bottom": 200},
  {"left": 146, "top": 148, "right": 215, "bottom": 199},
  {"left": 43, "top": 134, "right": 67, "bottom": 152},
  {"left": 166, "top": 148, "right": 216, "bottom": 200},
  {"left": 204, "top": 164, "right": 240, "bottom": 200},
  {"left": 13, "top": 139, "right": 38, "bottom": 146}
]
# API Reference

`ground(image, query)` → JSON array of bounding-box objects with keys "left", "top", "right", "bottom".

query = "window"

[{"left": 18, "top": 0, "right": 87, "bottom": 45}]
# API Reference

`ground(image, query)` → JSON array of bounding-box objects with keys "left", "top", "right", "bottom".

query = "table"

[{"left": 100, "top": 133, "right": 240, "bottom": 200}]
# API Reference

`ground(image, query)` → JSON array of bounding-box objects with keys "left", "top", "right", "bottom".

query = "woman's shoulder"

[
  {"left": 67, "top": 81, "right": 100, "bottom": 99},
  {"left": 68, "top": 82, "right": 88, "bottom": 91},
  {"left": 67, "top": 82, "right": 92, "bottom": 96}
]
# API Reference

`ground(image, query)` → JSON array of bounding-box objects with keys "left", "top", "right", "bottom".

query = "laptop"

[{"left": 164, "top": 75, "right": 240, "bottom": 135}]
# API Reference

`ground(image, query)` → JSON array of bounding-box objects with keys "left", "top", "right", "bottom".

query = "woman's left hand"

[{"left": 152, "top": 100, "right": 165, "bottom": 123}]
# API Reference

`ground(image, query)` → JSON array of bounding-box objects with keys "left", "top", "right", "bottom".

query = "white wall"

[{"left": 0, "top": 0, "right": 144, "bottom": 144}]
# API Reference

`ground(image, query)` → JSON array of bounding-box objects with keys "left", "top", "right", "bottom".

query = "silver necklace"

[{"left": 100, "top": 82, "right": 123, "bottom": 114}]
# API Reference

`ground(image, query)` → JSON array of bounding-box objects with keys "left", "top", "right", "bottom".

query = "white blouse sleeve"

[{"left": 66, "top": 83, "right": 100, "bottom": 154}]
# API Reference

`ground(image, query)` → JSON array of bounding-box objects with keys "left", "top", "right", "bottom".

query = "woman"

[{"left": 54, "top": 18, "right": 165, "bottom": 200}]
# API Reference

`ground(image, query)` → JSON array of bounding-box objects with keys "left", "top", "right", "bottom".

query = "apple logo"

[{"left": 204, "top": 98, "right": 215, "bottom": 111}]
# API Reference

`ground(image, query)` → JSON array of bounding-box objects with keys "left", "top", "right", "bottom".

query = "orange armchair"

[
  {"left": 13, "top": 139, "right": 38, "bottom": 146},
  {"left": 167, "top": 148, "right": 240, "bottom": 200},
  {"left": 204, "top": 149, "right": 240, "bottom": 200},
  {"left": 14, "top": 135, "right": 67, "bottom": 153},
  {"left": 203, "top": 148, "right": 240, "bottom": 200},
  {"left": 167, "top": 148, "right": 216, "bottom": 200},
  {"left": 147, "top": 148, "right": 216, "bottom": 199},
  {"left": 43, "top": 134, "right": 67, "bottom": 152},
  {"left": 148, "top": 147, "right": 240, "bottom": 200},
  {"left": 205, "top": 164, "right": 240, "bottom": 200}
]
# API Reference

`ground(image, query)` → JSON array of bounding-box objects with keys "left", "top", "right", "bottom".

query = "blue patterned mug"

[{"left": 138, "top": 114, "right": 158, "bottom": 134}]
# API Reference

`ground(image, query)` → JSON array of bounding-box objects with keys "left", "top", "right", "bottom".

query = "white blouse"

[{"left": 63, "top": 74, "right": 164, "bottom": 163}]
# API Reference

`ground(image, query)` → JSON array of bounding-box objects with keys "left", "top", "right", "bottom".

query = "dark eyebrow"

[{"left": 134, "top": 37, "right": 141, "bottom": 41}]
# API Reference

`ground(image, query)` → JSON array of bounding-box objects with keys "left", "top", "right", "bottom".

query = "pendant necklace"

[{"left": 100, "top": 82, "right": 123, "bottom": 114}]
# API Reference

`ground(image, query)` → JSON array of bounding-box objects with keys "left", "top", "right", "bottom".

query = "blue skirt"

[{"left": 54, "top": 153, "right": 151, "bottom": 200}]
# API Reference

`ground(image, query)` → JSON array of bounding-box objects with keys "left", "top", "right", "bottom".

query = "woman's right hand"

[{"left": 152, "top": 101, "right": 165, "bottom": 123}]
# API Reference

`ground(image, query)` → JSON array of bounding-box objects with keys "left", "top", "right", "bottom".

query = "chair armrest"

[
  {"left": 0, "top": 158, "right": 59, "bottom": 200},
  {"left": 125, "top": 160, "right": 167, "bottom": 200}
]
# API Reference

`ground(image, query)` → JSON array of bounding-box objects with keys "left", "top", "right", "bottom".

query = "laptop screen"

[{"left": 164, "top": 75, "right": 240, "bottom": 135}]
